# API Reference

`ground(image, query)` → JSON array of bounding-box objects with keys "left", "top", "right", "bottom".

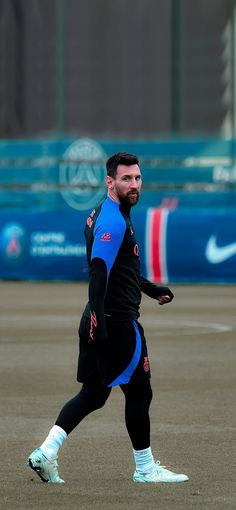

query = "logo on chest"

[{"left": 101, "top": 232, "right": 111, "bottom": 242}]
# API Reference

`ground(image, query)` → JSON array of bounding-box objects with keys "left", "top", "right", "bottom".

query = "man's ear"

[{"left": 106, "top": 175, "right": 114, "bottom": 190}]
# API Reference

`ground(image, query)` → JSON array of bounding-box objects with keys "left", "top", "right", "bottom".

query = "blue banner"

[
  {"left": 166, "top": 209, "right": 236, "bottom": 283},
  {"left": 0, "top": 208, "right": 236, "bottom": 283},
  {"left": 145, "top": 208, "right": 236, "bottom": 283},
  {"left": 0, "top": 211, "right": 88, "bottom": 280}
]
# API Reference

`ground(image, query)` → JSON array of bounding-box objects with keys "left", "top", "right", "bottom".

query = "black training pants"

[{"left": 55, "top": 376, "right": 153, "bottom": 450}]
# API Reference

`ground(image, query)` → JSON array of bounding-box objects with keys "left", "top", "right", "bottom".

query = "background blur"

[
  {"left": 0, "top": 0, "right": 236, "bottom": 283},
  {"left": 0, "top": 0, "right": 234, "bottom": 138}
]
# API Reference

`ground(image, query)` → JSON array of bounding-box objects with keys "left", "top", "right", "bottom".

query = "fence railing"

[{"left": 1, "top": 138, "right": 236, "bottom": 210}]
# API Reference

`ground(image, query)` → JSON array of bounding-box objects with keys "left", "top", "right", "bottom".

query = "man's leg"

[
  {"left": 55, "top": 382, "right": 111, "bottom": 434},
  {"left": 28, "top": 382, "right": 111, "bottom": 483},
  {"left": 120, "top": 376, "right": 155, "bottom": 474},
  {"left": 120, "top": 376, "right": 152, "bottom": 451},
  {"left": 121, "top": 376, "right": 188, "bottom": 483}
]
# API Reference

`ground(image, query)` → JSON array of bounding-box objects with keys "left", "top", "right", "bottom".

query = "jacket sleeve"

[
  {"left": 140, "top": 275, "right": 174, "bottom": 301},
  {"left": 88, "top": 212, "right": 126, "bottom": 342}
]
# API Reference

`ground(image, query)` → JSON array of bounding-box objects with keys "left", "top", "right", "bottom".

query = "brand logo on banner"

[
  {"left": 60, "top": 138, "right": 107, "bottom": 210},
  {"left": 1, "top": 223, "right": 27, "bottom": 265},
  {"left": 205, "top": 235, "right": 236, "bottom": 264}
]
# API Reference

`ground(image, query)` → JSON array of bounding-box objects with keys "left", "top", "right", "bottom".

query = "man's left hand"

[
  {"left": 156, "top": 287, "right": 174, "bottom": 305},
  {"left": 157, "top": 295, "right": 172, "bottom": 305}
]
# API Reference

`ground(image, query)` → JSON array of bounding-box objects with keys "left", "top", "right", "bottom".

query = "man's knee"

[
  {"left": 80, "top": 384, "right": 110, "bottom": 410},
  {"left": 144, "top": 382, "right": 153, "bottom": 406},
  {"left": 138, "top": 381, "right": 153, "bottom": 408},
  {"left": 122, "top": 378, "right": 153, "bottom": 407}
]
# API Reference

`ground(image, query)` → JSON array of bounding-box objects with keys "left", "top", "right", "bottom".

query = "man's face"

[{"left": 107, "top": 164, "right": 142, "bottom": 206}]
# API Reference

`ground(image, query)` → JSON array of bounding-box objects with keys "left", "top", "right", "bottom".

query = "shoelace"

[
  {"left": 155, "top": 461, "right": 173, "bottom": 473},
  {"left": 41, "top": 455, "right": 60, "bottom": 479},
  {"left": 49, "top": 459, "right": 62, "bottom": 481},
  {"left": 49, "top": 458, "right": 59, "bottom": 470}
]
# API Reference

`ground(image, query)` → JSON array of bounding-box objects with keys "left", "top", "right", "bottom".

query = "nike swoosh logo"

[{"left": 205, "top": 236, "right": 236, "bottom": 264}]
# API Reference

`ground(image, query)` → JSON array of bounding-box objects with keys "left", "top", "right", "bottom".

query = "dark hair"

[{"left": 106, "top": 152, "right": 139, "bottom": 178}]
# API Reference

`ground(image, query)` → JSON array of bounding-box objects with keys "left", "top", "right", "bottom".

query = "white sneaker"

[
  {"left": 28, "top": 448, "right": 65, "bottom": 483},
  {"left": 133, "top": 460, "right": 189, "bottom": 483}
]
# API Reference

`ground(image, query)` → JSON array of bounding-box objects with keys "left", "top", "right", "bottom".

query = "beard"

[{"left": 118, "top": 190, "right": 140, "bottom": 207}]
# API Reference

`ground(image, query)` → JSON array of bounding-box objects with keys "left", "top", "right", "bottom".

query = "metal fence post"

[
  {"left": 171, "top": 0, "right": 181, "bottom": 134},
  {"left": 55, "top": 0, "right": 65, "bottom": 135}
]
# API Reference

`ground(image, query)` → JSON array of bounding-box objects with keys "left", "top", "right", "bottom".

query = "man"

[{"left": 28, "top": 152, "right": 189, "bottom": 484}]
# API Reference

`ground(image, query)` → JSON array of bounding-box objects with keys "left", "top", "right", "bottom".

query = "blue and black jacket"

[{"left": 84, "top": 196, "right": 168, "bottom": 342}]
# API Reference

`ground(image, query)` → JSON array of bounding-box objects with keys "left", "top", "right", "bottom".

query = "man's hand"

[
  {"left": 156, "top": 286, "right": 174, "bottom": 305},
  {"left": 157, "top": 294, "right": 172, "bottom": 305}
]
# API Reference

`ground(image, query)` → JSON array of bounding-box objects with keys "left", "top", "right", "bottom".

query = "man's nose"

[{"left": 130, "top": 178, "right": 138, "bottom": 188}]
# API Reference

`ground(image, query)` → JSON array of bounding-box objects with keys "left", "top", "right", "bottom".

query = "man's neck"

[{"left": 107, "top": 190, "right": 120, "bottom": 203}]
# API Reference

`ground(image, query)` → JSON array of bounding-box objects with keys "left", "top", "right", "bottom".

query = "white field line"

[{"left": 0, "top": 315, "right": 233, "bottom": 335}]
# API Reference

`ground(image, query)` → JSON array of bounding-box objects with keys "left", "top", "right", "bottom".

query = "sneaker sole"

[{"left": 133, "top": 475, "right": 189, "bottom": 483}]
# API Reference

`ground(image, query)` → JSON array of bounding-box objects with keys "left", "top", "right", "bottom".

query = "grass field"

[{"left": 0, "top": 282, "right": 235, "bottom": 510}]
